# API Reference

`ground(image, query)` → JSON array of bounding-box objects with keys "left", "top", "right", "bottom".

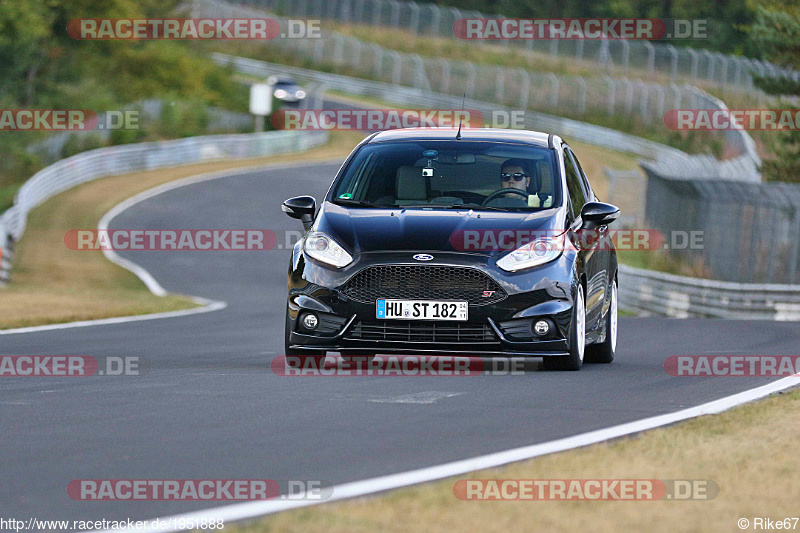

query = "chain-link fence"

[
  {"left": 220, "top": 0, "right": 799, "bottom": 92},
  {"left": 0, "top": 130, "right": 328, "bottom": 286},
  {"left": 199, "top": 0, "right": 761, "bottom": 182},
  {"left": 641, "top": 166, "right": 800, "bottom": 284}
]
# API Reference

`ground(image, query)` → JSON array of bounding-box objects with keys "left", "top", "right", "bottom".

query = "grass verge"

[
  {"left": 0, "top": 131, "right": 365, "bottom": 330},
  {"left": 233, "top": 387, "right": 800, "bottom": 533}
]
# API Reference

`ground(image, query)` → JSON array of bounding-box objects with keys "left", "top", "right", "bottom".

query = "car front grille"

[
  {"left": 340, "top": 265, "right": 506, "bottom": 305},
  {"left": 346, "top": 320, "right": 497, "bottom": 343}
]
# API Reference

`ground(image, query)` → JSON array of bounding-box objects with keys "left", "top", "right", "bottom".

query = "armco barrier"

[
  {"left": 212, "top": 51, "right": 760, "bottom": 182},
  {"left": 212, "top": 55, "right": 800, "bottom": 316},
  {"left": 618, "top": 265, "right": 800, "bottom": 320},
  {"left": 0, "top": 130, "right": 328, "bottom": 286}
]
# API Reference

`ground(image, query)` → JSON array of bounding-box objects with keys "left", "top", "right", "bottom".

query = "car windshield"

[{"left": 330, "top": 140, "right": 561, "bottom": 211}]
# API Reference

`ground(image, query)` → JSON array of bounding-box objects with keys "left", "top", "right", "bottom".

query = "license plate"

[{"left": 376, "top": 299, "right": 468, "bottom": 321}]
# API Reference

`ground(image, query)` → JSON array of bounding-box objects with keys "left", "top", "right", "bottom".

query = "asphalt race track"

[{"left": 2, "top": 161, "right": 799, "bottom": 524}]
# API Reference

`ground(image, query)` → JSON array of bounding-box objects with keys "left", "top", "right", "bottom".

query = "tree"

[{"left": 746, "top": 5, "right": 800, "bottom": 182}]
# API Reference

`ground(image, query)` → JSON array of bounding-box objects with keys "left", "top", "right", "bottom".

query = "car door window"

[
  {"left": 562, "top": 148, "right": 586, "bottom": 221},
  {"left": 566, "top": 147, "right": 594, "bottom": 201}
]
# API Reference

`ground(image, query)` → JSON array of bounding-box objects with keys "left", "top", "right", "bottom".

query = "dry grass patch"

[{"left": 235, "top": 388, "right": 800, "bottom": 533}]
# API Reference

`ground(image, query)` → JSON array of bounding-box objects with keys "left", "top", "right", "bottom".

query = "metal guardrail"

[
  {"left": 202, "top": 0, "right": 762, "bottom": 181},
  {"left": 0, "top": 130, "right": 328, "bottom": 286},
  {"left": 212, "top": 54, "right": 800, "bottom": 316},
  {"left": 215, "top": 53, "right": 760, "bottom": 180},
  {"left": 27, "top": 99, "right": 254, "bottom": 165},
  {"left": 213, "top": 53, "right": 690, "bottom": 162},
  {"left": 619, "top": 265, "right": 800, "bottom": 320}
]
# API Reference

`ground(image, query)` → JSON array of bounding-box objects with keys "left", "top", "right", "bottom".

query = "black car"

[{"left": 282, "top": 128, "right": 619, "bottom": 370}]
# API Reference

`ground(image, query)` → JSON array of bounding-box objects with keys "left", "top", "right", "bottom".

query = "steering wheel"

[{"left": 482, "top": 188, "right": 529, "bottom": 206}]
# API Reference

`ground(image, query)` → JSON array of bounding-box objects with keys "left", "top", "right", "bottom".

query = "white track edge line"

[
  {"left": 0, "top": 158, "right": 344, "bottom": 335},
  {"left": 107, "top": 374, "right": 800, "bottom": 533}
]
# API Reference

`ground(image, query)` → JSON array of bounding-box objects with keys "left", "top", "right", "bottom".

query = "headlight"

[
  {"left": 295, "top": 90, "right": 306, "bottom": 98},
  {"left": 496, "top": 236, "right": 563, "bottom": 272},
  {"left": 304, "top": 231, "right": 353, "bottom": 268},
  {"left": 274, "top": 89, "right": 288, "bottom": 99}
]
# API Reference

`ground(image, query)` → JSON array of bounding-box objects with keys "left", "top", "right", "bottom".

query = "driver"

[
  {"left": 500, "top": 159, "right": 532, "bottom": 195},
  {"left": 498, "top": 159, "right": 551, "bottom": 208}
]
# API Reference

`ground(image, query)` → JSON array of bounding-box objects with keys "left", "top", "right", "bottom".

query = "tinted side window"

[
  {"left": 563, "top": 149, "right": 586, "bottom": 220},
  {"left": 567, "top": 148, "right": 594, "bottom": 201}
]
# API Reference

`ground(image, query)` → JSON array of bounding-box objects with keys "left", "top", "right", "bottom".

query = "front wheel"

[
  {"left": 543, "top": 285, "right": 585, "bottom": 371},
  {"left": 585, "top": 279, "right": 617, "bottom": 364}
]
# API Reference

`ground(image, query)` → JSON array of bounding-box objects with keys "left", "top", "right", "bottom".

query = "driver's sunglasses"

[{"left": 501, "top": 172, "right": 529, "bottom": 182}]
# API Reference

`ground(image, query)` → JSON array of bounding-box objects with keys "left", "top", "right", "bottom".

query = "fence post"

[
  {"left": 605, "top": 76, "right": 616, "bottom": 115},
  {"left": 390, "top": 50, "right": 402, "bottom": 84},
  {"left": 666, "top": 44, "right": 678, "bottom": 77},
  {"left": 354, "top": 0, "right": 366, "bottom": 23},
  {"left": 389, "top": 0, "right": 400, "bottom": 28},
  {"left": 409, "top": 1, "right": 420, "bottom": 34},
  {"left": 518, "top": 68, "right": 531, "bottom": 109},
  {"left": 703, "top": 50, "right": 715, "bottom": 81},
  {"left": 371, "top": 43, "right": 383, "bottom": 79},
  {"left": 576, "top": 76, "right": 587, "bottom": 114},
  {"left": 410, "top": 54, "right": 431, "bottom": 90},
  {"left": 428, "top": 4, "right": 441, "bottom": 36},
  {"left": 620, "top": 39, "right": 630, "bottom": 70},
  {"left": 439, "top": 58, "right": 451, "bottom": 94},
  {"left": 622, "top": 77, "right": 633, "bottom": 114},
  {"left": 332, "top": 34, "right": 344, "bottom": 64},
  {"left": 643, "top": 41, "right": 655, "bottom": 73},
  {"left": 547, "top": 73, "right": 559, "bottom": 109},
  {"left": 716, "top": 53, "right": 729, "bottom": 84},
  {"left": 466, "top": 62, "right": 477, "bottom": 97},
  {"left": 371, "top": 0, "right": 382, "bottom": 26},
  {"left": 495, "top": 66, "right": 505, "bottom": 103}
]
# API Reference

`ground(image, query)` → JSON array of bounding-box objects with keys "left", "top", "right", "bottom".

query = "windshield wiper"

[
  {"left": 442, "top": 203, "right": 508, "bottom": 211},
  {"left": 332, "top": 199, "right": 390, "bottom": 208}
]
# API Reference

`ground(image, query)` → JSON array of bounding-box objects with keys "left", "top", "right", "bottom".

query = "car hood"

[{"left": 314, "top": 202, "right": 567, "bottom": 256}]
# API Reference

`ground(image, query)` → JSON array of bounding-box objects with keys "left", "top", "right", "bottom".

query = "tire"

[
  {"left": 585, "top": 279, "right": 617, "bottom": 364},
  {"left": 543, "top": 285, "right": 586, "bottom": 371},
  {"left": 285, "top": 305, "right": 325, "bottom": 367}
]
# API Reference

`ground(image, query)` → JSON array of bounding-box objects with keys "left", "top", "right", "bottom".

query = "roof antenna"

[{"left": 456, "top": 93, "right": 466, "bottom": 140}]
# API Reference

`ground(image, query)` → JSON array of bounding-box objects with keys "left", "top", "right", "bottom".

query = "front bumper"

[{"left": 287, "top": 251, "right": 578, "bottom": 357}]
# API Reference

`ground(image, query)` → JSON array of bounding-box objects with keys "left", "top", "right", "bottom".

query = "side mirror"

[
  {"left": 581, "top": 201, "right": 619, "bottom": 228},
  {"left": 282, "top": 196, "right": 316, "bottom": 231}
]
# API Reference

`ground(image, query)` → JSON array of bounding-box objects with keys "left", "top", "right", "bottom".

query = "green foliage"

[
  {"left": 0, "top": 0, "right": 251, "bottom": 199},
  {"left": 746, "top": 3, "right": 800, "bottom": 183},
  {"left": 60, "top": 133, "right": 107, "bottom": 158},
  {"left": 155, "top": 100, "right": 211, "bottom": 139}
]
